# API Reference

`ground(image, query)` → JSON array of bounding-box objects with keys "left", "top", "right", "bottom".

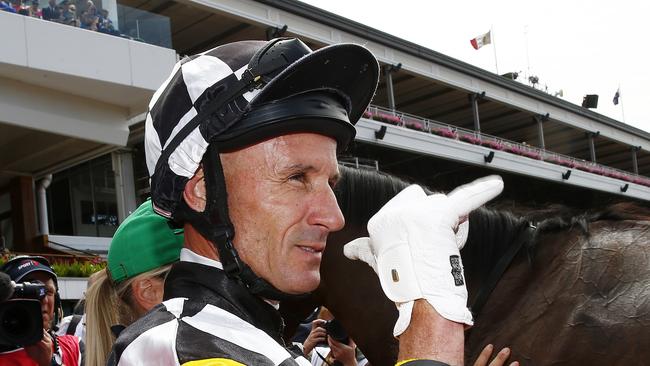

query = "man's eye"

[{"left": 288, "top": 173, "right": 306, "bottom": 182}]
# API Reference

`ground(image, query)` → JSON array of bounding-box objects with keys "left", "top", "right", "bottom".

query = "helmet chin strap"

[{"left": 180, "top": 143, "right": 308, "bottom": 302}]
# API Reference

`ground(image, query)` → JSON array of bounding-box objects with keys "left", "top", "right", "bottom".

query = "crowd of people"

[
  {"left": 1, "top": 0, "right": 118, "bottom": 35},
  {"left": 0, "top": 37, "right": 518, "bottom": 366}
]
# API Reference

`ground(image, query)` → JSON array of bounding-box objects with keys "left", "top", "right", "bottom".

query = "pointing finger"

[{"left": 447, "top": 175, "right": 503, "bottom": 216}]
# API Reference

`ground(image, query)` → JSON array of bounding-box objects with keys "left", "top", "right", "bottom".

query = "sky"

[{"left": 300, "top": 0, "right": 649, "bottom": 132}]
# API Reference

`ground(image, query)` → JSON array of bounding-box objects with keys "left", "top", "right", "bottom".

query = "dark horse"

[{"left": 280, "top": 165, "right": 650, "bottom": 365}]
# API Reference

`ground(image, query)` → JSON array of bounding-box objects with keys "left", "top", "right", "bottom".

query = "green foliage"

[
  {"left": 51, "top": 260, "right": 106, "bottom": 278},
  {"left": 0, "top": 253, "right": 105, "bottom": 278}
]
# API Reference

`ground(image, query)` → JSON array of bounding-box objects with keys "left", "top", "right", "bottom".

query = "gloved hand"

[{"left": 344, "top": 176, "right": 503, "bottom": 336}]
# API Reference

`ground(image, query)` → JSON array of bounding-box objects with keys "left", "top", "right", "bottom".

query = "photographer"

[
  {"left": 303, "top": 308, "right": 366, "bottom": 366},
  {"left": 0, "top": 256, "right": 82, "bottom": 366}
]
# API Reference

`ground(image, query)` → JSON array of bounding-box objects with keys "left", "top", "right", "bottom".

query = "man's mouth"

[{"left": 297, "top": 245, "right": 324, "bottom": 254}]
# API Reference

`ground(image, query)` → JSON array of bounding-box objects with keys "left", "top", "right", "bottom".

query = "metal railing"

[{"left": 364, "top": 105, "right": 650, "bottom": 187}]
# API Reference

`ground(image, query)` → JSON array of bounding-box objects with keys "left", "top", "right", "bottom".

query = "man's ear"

[
  {"left": 131, "top": 277, "right": 164, "bottom": 314},
  {"left": 183, "top": 166, "right": 206, "bottom": 212}
]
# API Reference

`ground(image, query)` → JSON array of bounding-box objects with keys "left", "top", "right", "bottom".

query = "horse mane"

[
  {"left": 487, "top": 201, "right": 647, "bottom": 245},
  {"left": 336, "top": 165, "right": 650, "bottom": 278},
  {"left": 335, "top": 165, "right": 418, "bottom": 228},
  {"left": 462, "top": 207, "right": 531, "bottom": 277},
  {"left": 466, "top": 201, "right": 650, "bottom": 267},
  {"left": 335, "top": 165, "right": 531, "bottom": 277}
]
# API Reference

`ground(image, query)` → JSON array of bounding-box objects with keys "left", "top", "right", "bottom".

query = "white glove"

[{"left": 344, "top": 176, "right": 503, "bottom": 336}]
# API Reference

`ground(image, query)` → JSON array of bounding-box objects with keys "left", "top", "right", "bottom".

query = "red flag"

[{"left": 470, "top": 31, "right": 491, "bottom": 50}]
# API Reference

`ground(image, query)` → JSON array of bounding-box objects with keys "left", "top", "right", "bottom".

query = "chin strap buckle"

[{"left": 219, "top": 230, "right": 244, "bottom": 278}]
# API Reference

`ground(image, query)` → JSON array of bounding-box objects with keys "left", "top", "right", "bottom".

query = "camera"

[
  {"left": 323, "top": 319, "right": 349, "bottom": 345},
  {"left": 11, "top": 281, "right": 46, "bottom": 300},
  {"left": 0, "top": 273, "right": 45, "bottom": 348}
]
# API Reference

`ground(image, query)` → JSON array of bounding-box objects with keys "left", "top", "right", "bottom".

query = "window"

[
  {"left": 0, "top": 193, "right": 12, "bottom": 250},
  {"left": 47, "top": 154, "right": 119, "bottom": 237}
]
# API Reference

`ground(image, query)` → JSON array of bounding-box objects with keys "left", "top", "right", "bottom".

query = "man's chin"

[
  {"left": 276, "top": 272, "right": 320, "bottom": 295},
  {"left": 42, "top": 316, "right": 51, "bottom": 329}
]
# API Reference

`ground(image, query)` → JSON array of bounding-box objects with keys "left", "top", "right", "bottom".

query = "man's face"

[
  {"left": 221, "top": 133, "right": 345, "bottom": 294},
  {"left": 22, "top": 272, "right": 56, "bottom": 330}
]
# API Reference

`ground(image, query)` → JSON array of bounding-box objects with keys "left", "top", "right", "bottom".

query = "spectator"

[
  {"left": 41, "top": 0, "right": 58, "bottom": 20},
  {"left": 13, "top": 0, "right": 29, "bottom": 15},
  {"left": 71, "top": 0, "right": 83, "bottom": 16},
  {"left": 59, "top": 1, "right": 78, "bottom": 26},
  {"left": 84, "top": 199, "right": 183, "bottom": 366},
  {"left": 55, "top": 270, "right": 101, "bottom": 342},
  {"left": 0, "top": 256, "right": 82, "bottom": 366},
  {"left": 97, "top": 8, "right": 117, "bottom": 35},
  {"left": 291, "top": 307, "right": 319, "bottom": 345},
  {"left": 0, "top": 0, "right": 16, "bottom": 13},
  {"left": 29, "top": 0, "right": 41, "bottom": 18},
  {"left": 303, "top": 308, "right": 367, "bottom": 366},
  {"left": 79, "top": 0, "right": 98, "bottom": 30}
]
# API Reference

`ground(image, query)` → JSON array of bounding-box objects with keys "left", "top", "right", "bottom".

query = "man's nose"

[
  {"left": 42, "top": 295, "right": 51, "bottom": 307},
  {"left": 310, "top": 185, "right": 345, "bottom": 232}
]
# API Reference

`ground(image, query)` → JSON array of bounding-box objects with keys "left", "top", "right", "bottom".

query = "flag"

[
  {"left": 613, "top": 88, "right": 620, "bottom": 105},
  {"left": 470, "top": 31, "right": 491, "bottom": 50}
]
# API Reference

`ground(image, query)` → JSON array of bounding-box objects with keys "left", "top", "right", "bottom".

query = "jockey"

[{"left": 109, "top": 37, "right": 503, "bottom": 366}]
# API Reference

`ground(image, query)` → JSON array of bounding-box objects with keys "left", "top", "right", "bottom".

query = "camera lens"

[{"left": 13, "top": 281, "right": 46, "bottom": 300}]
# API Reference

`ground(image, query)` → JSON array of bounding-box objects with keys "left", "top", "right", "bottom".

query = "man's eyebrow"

[
  {"left": 279, "top": 163, "right": 314, "bottom": 175},
  {"left": 280, "top": 164, "right": 340, "bottom": 181}
]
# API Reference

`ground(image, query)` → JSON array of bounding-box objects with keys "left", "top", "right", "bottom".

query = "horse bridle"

[{"left": 469, "top": 222, "right": 537, "bottom": 317}]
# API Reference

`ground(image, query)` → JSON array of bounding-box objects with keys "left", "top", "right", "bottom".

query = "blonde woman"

[{"left": 84, "top": 200, "right": 183, "bottom": 366}]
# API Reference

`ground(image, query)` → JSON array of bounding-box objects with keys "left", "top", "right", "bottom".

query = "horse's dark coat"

[{"left": 280, "top": 166, "right": 650, "bottom": 366}]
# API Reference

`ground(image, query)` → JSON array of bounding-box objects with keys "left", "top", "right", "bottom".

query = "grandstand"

[{"left": 1, "top": 0, "right": 649, "bottom": 274}]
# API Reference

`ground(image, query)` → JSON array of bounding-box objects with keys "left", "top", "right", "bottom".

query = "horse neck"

[{"left": 462, "top": 207, "right": 532, "bottom": 308}]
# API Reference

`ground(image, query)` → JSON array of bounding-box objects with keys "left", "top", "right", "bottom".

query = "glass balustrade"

[{"left": 5, "top": 0, "right": 171, "bottom": 49}]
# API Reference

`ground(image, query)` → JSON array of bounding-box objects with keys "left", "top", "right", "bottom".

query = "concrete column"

[
  {"left": 469, "top": 93, "right": 481, "bottom": 132},
  {"left": 112, "top": 150, "right": 137, "bottom": 223},
  {"left": 36, "top": 175, "right": 52, "bottom": 236},
  {"left": 469, "top": 92, "right": 485, "bottom": 132},
  {"left": 632, "top": 146, "right": 640, "bottom": 174},
  {"left": 533, "top": 114, "right": 548, "bottom": 150},
  {"left": 384, "top": 63, "right": 401, "bottom": 111},
  {"left": 385, "top": 69, "right": 396, "bottom": 111},
  {"left": 587, "top": 132, "right": 597, "bottom": 162}
]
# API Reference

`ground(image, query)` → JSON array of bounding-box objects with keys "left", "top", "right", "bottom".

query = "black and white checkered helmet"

[{"left": 145, "top": 38, "right": 379, "bottom": 218}]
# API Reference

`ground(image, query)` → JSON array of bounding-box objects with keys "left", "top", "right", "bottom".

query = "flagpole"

[
  {"left": 524, "top": 25, "right": 530, "bottom": 78},
  {"left": 491, "top": 25, "right": 499, "bottom": 74}
]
